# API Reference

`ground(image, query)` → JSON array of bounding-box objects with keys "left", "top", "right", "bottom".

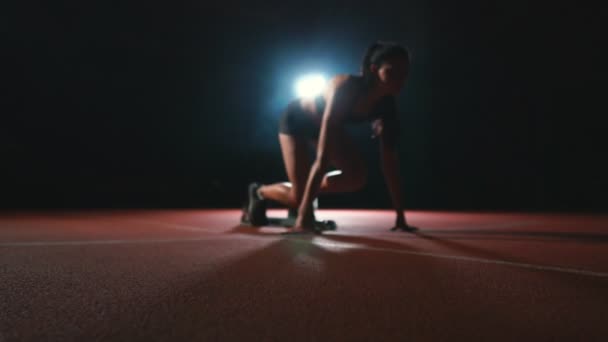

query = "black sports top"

[
  {"left": 312, "top": 93, "right": 397, "bottom": 123},
  {"left": 279, "top": 92, "right": 400, "bottom": 149},
  {"left": 313, "top": 93, "right": 400, "bottom": 147}
]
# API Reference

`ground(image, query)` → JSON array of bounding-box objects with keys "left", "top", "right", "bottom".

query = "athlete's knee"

[{"left": 285, "top": 189, "right": 300, "bottom": 208}]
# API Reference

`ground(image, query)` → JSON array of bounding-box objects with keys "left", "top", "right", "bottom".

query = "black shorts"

[{"left": 278, "top": 100, "right": 320, "bottom": 140}]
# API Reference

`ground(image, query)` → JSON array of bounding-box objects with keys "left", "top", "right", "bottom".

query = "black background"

[{"left": 2, "top": 1, "right": 606, "bottom": 211}]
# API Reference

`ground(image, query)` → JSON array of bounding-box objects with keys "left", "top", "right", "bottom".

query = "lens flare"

[{"left": 295, "top": 74, "right": 327, "bottom": 98}]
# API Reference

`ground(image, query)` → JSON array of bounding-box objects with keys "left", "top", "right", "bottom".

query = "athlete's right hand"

[{"left": 293, "top": 214, "right": 315, "bottom": 232}]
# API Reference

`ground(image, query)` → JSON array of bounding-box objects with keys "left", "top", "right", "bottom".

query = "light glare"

[{"left": 295, "top": 74, "right": 327, "bottom": 98}]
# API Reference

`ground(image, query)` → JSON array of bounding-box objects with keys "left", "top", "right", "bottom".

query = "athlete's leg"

[
  {"left": 260, "top": 128, "right": 367, "bottom": 206},
  {"left": 257, "top": 133, "right": 312, "bottom": 208},
  {"left": 316, "top": 126, "right": 368, "bottom": 193}
]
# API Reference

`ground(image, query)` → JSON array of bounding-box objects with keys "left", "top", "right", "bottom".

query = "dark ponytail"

[
  {"left": 360, "top": 41, "right": 410, "bottom": 84},
  {"left": 361, "top": 42, "right": 383, "bottom": 78}
]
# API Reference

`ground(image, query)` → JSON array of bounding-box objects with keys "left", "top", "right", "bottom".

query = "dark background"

[{"left": 2, "top": 1, "right": 606, "bottom": 211}]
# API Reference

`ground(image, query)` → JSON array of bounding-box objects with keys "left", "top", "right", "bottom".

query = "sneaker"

[{"left": 247, "top": 182, "right": 268, "bottom": 226}]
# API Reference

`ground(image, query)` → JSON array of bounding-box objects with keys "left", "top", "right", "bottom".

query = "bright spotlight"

[{"left": 295, "top": 74, "right": 327, "bottom": 99}]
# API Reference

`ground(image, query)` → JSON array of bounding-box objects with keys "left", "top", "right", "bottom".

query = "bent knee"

[{"left": 286, "top": 190, "right": 301, "bottom": 208}]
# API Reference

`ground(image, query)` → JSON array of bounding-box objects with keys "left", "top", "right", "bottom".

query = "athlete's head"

[{"left": 361, "top": 41, "right": 410, "bottom": 95}]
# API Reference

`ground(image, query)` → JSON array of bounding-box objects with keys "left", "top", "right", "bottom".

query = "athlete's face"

[{"left": 372, "top": 56, "right": 409, "bottom": 94}]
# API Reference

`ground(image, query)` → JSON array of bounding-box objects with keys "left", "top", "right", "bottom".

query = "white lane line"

[
  {"left": 429, "top": 220, "right": 540, "bottom": 230},
  {"left": 1, "top": 232, "right": 606, "bottom": 279},
  {"left": 127, "top": 219, "right": 220, "bottom": 232},
  {"left": 299, "top": 239, "right": 608, "bottom": 278},
  {"left": 0, "top": 236, "right": 225, "bottom": 247},
  {"left": 132, "top": 218, "right": 540, "bottom": 235}
]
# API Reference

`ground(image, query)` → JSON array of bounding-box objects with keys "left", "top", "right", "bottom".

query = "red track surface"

[{"left": 1, "top": 209, "right": 607, "bottom": 341}]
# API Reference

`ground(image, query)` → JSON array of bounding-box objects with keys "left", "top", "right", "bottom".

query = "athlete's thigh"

[
  {"left": 279, "top": 133, "right": 312, "bottom": 201},
  {"left": 312, "top": 127, "right": 366, "bottom": 174}
]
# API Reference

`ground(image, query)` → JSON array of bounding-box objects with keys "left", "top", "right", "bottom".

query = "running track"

[{"left": 1, "top": 209, "right": 607, "bottom": 341}]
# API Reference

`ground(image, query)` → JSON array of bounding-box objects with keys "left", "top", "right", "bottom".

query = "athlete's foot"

[{"left": 247, "top": 182, "right": 268, "bottom": 226}]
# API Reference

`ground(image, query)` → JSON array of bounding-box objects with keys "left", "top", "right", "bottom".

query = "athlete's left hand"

[{"left": 390, "top": 214, "right": 419, "bottom": 232}]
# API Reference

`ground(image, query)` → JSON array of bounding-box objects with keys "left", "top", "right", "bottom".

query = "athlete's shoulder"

[
  {"left": 328, "top": 74, "right": 351, "bottom": 86},
  {"left": 324, "top": 74, "right": 361, "bottom": 97}
]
